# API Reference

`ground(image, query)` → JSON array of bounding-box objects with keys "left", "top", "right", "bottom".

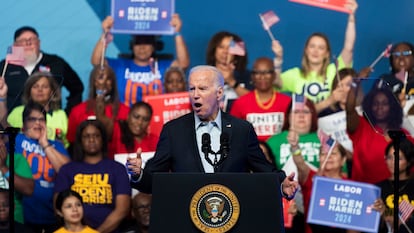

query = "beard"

[{"left": 24, "top": 51, "right": 38, "bottom": 65}]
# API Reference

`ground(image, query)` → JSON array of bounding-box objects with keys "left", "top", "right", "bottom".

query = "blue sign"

[
  {"left": 307, "top": 176, "right": 381, "bottom": 232},
  {"left": 111, "top": 0, "right": 175, "bottom": 35}
]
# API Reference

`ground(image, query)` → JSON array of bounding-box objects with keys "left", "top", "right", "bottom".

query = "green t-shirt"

[
  {"left": 279, "top": 56, "right": 350, "bottom": 103},
  {"left": 7, "top": 105, "right": 69, "bottom": 148},
  {"left": 0, "top": 153, "right": 33, "bottom": 223},
  {"left": 267, "top": 131, "right": 320, "bottom": 170}
]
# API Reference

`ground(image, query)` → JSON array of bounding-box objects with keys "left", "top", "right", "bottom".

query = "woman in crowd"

[
  {"left": 67, "top": 65, "right": 129, "bottom": 152},
  {"left": 7, "top": 71, "right": 69, "bottom": 147},
  {"left": 206, "top": 31, "right": 252, "bottom": 111},
  {"left": 55, "top": 120, "right": 131, "bottom": 233},
  {"left": 375, "top": 139, "right": 414, "bottom": 233},
  {"left": 379, "top": 42, "right": 414, "bottom": 97},
  {"left": 346, "top": 85, "right": 412, "bottom": 184},
  {"left": 15, "top": 101, "right": 70, "bottom": 233},
  {"left": 54, "top": 189, "right": 99, "bottom": 233},
  {"left": 275, "top": 0, "right": 357, "bottom": 113},
  {"left": 111, "top": 101, "right": 159, "bottom": 156},
  {"left": 230, "top": 57, "right": 291, "bottom": 142},
  {"left": 288, "top": 129, "right": 350, "bottom": 233},
  {"left": 163, "top": 67, "right": 187, "bottom": 93},
  {"left": 91, "top": 14, "right": 189, "bottom": 106},
  {"left": 267, "top": 97, "right": 319, "bottom": 171}
]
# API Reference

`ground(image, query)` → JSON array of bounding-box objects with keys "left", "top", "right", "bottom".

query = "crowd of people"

[{"left": 0, "top": 0, "right": 414, "bottom": 232}]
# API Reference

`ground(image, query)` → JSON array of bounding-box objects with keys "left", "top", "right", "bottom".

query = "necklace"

[{"left": 255, "top": 90, "right": 276, "bottom": 110}]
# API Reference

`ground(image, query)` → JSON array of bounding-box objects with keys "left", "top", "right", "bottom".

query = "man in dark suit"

[{"left": 128, "top": 65, "right": 298, "bottom": 197}]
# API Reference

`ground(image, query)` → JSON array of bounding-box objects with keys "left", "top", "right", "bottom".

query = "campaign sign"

[
  {"left": 308, "top": 176, "right": 381, "bottom": 232},
  {"left": 111, "top": 0, "right": 175, "bottom": 35},
  {"left": 143, "top": 92, "right": 192, "bottom": 137},
  {"left": 289, "top": 0, "right": 351, "bottom": 13}
]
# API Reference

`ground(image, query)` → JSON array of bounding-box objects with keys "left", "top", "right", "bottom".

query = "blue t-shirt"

[
  {"left": 108, "top": 57, "right": 173, "bottom": 107},
  {"left": 15, "top": 133, "right": 69, "bottom": 224}
]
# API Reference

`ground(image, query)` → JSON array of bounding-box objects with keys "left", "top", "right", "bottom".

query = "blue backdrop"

[{"left": 0, "top": 0, "right": 413, "bottom": 105}]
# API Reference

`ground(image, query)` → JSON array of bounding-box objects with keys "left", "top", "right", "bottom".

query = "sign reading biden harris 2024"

[
  {"left": 111, "top": 0, "right": 175, "bottom": 35},
  {"left": 308, "top": 176, "right": 381, "bottom": 232}
]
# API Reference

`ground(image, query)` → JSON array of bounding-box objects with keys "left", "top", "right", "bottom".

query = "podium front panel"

[{"left": 150, "top": 173, "right": 283, "bottom": 233}]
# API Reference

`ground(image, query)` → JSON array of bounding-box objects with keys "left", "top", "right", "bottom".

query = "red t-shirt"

[{"left": 230, "top": 91, "right": 291, "bottom": 142}]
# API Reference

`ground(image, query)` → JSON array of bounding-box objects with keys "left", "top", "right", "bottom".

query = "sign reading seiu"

[
  {"left": 307, "top": 176, "right": 381, "bottom": 233},
  {"left": 111, "top": 0, "right": 175, "bottom": 35}
]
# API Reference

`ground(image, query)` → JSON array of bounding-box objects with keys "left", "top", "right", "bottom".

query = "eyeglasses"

[
  {"left": 26, "top": 116, "right": 46, "bottom": 123},
  {"left": 392, "top": 50, "right": 412, "bottom": 57},
  {"left": 134, "top": 204, "right": 151, "bottom": 212},
  {"left": 292, "top": 109, "right": 311, "bottom": 114},
  {"left": 252, "top": 70, "right": 274, "bottom": 76},
  {"left": 15, "top": 37, "right": 39, "bottom": 46}
]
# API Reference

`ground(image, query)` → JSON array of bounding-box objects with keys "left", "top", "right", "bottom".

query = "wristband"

[
  {"left": 175, "top": 32, "right": 181, "bottom": 37},
  {"left": 0, "top": 97, "right": 6, "bottom": 102},
  {"left": 291, "top": 148, "right": 302, "bottom": 156},
  {"left": 4, "top": 171, "right": 9, "bottom": 179},
  {"left": 273, "top": 57, "right": 283, "bottom": 69},
  {"left": 43, "top": 144, "right": 53, "bottom": 150}
]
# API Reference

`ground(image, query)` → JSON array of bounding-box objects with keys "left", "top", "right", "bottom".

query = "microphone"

[
  {"left": 201, "top": 133, "right": 211, "bottom": 154},
  {"left": 218, "top": 133, "right": 229, "bottom": 164},
  {"left": 201, "top": 133, "right": 214, "bottom": 167}
]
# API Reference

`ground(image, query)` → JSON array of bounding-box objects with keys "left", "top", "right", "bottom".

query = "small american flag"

[
  {"left": 399, "top": 200, "right": 414, "bottom": 223},
  {"left": 293, "top": 93, "right": 305, "bottom": 110},
  {"left": 395, "top": 69, "right": 407, "bottom": 84},
  {"left": 260, "top": 10, "right": 280, "bottom": 30},
  {"left": 318, "top": 130, "right": 336, "bottom": 155},
  {"left": 6, "top": 46, "right": 24, "bottom": 66},
  {"left": 228, "top": 40, "right": 246, "bottom": 56},
  {"left": 383, "top": 44, "right": 393, "bottom": 58}
]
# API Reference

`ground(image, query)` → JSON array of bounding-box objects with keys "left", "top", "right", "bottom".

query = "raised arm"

[
  {"left": 169, "top": 14, "right": 190, "bottom": 69},
  {"left": 0, "top": 77, "right": 8, "bottom": 128},
  {"left": 340, "top": 0, "right": 358, "bottom": 67},
  {"left": 287, "top": 129, "right": 310, "bottom": 184},
  {"left": 271, "top": 40, "right": 284, "bottom": 89},
  {"left": 345, "top": 82, "right": 360, "bottom": 134},
  {"left": 91, "top": 16, "right": 113, "bottom": 66},
  {"left": 38, "top": 122, "right": 69, "bottom": 172}
]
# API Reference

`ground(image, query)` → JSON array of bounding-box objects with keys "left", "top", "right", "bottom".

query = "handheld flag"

[
  {"left": 292, "top": 93, "right": 306, "bottom": 111},
  {"left": 6, "top": 46, "right": 24, "bottom": 66},
  {"left": 260, "top": 10, "right": 280, "bottom": 30},
  {"left": 318, "top": 130, "right": 337, "bottom": 171},
  {"left": 290, "top": 94, "right": 306, "bottom": 130},
  {"left": 399, "top": 200, "right": 414, "bottom": 223},
  {"left": 395, "top": 69, "right": 407, "bottom": 83},
  {"left": 2, "top": 46, "right": 25, "bottom": 77},
  {"left": 369, "top": 44, "right": 393, "bottom": 69},
  {"left": 228, "top": 40, "right": 246, "bottom": 56},
  {"left": 259, "top": 10, "right": 279, "bottom": 41}
]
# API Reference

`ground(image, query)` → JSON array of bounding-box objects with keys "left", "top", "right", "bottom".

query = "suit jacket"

[{"left": 132, "top": 111, "right": 286, "bottom": 193}]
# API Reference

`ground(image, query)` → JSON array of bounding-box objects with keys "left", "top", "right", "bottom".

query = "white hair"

[{"left": 189, "top": 65, "right": 224, "bottom": 88}]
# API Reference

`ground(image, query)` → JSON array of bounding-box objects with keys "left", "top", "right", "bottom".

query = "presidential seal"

[{"left": 190, "top": 184, "right": 240, "bottom": 233}]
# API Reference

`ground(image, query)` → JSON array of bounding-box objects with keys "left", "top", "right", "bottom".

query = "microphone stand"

[
  {"left": 0, "top": 127, "right": 19, "bottom": 233},
  {"left": 388, "top": 129, "right": 405, "bottom": 233}
]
